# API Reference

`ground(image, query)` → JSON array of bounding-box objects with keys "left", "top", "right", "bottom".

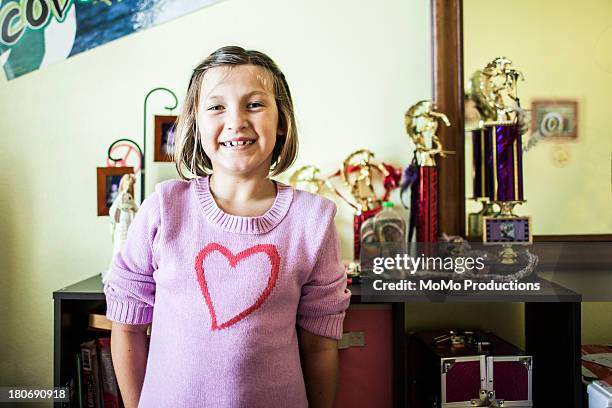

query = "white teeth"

[{"left": 221, "top": 140, "right": 255, "bottom": 147}]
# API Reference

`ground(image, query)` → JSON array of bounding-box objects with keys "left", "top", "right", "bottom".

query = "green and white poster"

[{"left": 0, "top": 0, "right": 222, "bottom": 80}]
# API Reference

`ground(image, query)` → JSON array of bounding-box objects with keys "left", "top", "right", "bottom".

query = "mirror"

[{"left": 463, "top": 1, "right": 612, "bottom": 236}]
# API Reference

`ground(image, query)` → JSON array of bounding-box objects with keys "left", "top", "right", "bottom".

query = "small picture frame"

[
  {"left": 154, "top": 115, "right": 178, "bottom": 162},
  {"left": 483, "top": 216, "right": 532, "bottom": 244},
  {"left": 97, "top": 167, "right": 134, "bottom": 216},
  {"left": 531, "top": 99, "right": 578, "bottom": 140}
]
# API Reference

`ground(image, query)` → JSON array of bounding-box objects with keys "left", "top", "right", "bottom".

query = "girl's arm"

[
  {"left": 105, "top": 193, "right": 160, "bottom": 406},
  {"left": 111, "top": 322, "right": 150, "bottom": 408},
  {"left": 298, "top": 327, "right": 339, "bottom": 408}
]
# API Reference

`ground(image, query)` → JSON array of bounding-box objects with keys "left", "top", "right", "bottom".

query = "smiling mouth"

[{"left": 219, "top": 140, "right": 256, "bottom": 147}]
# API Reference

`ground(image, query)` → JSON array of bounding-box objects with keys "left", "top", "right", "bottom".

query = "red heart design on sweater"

[{"left": 195, "top": 243, "right": 280, "bottom": 330}]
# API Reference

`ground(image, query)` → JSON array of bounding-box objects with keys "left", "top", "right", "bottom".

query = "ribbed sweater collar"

[{"left": 194, "top": 175, "right": 293, "bottom": 234}]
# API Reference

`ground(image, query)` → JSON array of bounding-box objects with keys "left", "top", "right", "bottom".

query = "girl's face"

[{"left": 198, "top": 64, "right": 280, "bottom": 178}]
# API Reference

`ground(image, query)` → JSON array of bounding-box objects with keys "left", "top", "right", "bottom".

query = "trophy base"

[
  {"left": 498, "top": 244, "right": 519, "bottom": 264},
  {"left": 493, "top": 200, "right": 526, "bottom": 217},
  {"left": 483, "top": 215, "right": 532, "bottom": 244}
]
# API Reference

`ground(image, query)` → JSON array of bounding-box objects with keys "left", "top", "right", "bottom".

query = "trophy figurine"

[
  {"left": 469, "top": 57, "right": 532, "bottom": 253},
  {"left": 289, "top": 165, "right": 326, "bottom": 194},
  {"left": 327, "top": 149, "right": 401, "bottom": 259},
  {"left": 340, "top": 149, "right": 381, "bottom": 212},
  {"left": 403, "top": 100, "right": 451, "bottom": 243}
]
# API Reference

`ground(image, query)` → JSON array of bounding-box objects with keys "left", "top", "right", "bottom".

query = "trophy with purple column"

[
  {"left": 469, "top": 57, "right": 532, "bottom": 252},
  {"left": 466, "top": 71, "right": 496, "bottom": 238}
]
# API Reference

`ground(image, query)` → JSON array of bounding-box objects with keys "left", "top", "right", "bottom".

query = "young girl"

[{"left": 104, "top": 46, "right": 351, "bottom": 408}]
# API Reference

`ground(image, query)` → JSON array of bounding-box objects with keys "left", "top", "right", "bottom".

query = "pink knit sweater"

[{"left": 104, "top": 176, "right": 351, "bottom": 407}]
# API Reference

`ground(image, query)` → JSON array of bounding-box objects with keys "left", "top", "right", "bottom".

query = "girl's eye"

[
  {"left": 247, "top": 101, "right": 264, "bottom": 109},
  {"left": 207, "top": 105, "right": 223, "bottom": 111}
]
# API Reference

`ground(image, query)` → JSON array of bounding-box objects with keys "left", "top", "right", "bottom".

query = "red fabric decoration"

[
  {"left": 326, "top": 162, "right": 402, "bottom": 206},
  {"left": 195, "top": 243, "right": 280, "bottom": 330},
  {"left": 380, "top": 163, "right": 402, "bottom": 201}
]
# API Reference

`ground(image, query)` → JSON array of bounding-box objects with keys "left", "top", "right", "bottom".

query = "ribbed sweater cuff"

[
  {"left": 106, "top": 298, "right": 153, "bottom": 325},
  {"left": 297, "top": 312, "right": 346, "bottom": 340}
]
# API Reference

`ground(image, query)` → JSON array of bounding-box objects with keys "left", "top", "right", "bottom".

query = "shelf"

[
  {"left": 54, "top": 274, "right": 106, "bottom": 300},
  {"left": 53, "top": 275, "right": 582, "bottom": 407}
]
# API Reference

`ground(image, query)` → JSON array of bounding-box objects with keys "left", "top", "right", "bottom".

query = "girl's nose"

[{"left": 226, "top": 109, "right": 248, "bottom": 132}]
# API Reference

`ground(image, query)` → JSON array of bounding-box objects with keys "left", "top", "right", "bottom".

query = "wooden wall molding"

[{"left": 534, "top": 234, "right": 612, "bottom": 242}]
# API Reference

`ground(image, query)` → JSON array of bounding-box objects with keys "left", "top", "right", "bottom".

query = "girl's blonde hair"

[{"left": 174, "top": 46, "right": 298, "bottom": 179}]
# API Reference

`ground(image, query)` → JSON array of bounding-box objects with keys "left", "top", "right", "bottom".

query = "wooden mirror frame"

[{"left": 432, "top": 0, "right": 465, "bottom": 237}]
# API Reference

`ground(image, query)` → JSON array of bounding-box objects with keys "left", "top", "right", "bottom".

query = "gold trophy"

[
  {"left": 340, "top": 149, "right": 385, "bottom": 212},
  {"left": 404, "top": 100, "right": 451, "bottom": 166},
  {"left": 471, "top": 57, "right": 524, "bottom": 124},
  {"left": 289, "top": 165, "right": 326, "bottom": 194},
  {"left": 328, "top": 149, "right": 400, "bottom": 259},
  {"left": 470, "top": 57, "right": 532, "bottom": 262},
  {"left": 403, "top": 100, "right": 451, "bottom": 242}
]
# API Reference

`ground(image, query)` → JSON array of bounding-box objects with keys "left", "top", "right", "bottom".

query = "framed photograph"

[
  {"left": 531, "top": 99, "right": 578, "bottom": 140},
  {"left": 483, "top": 216, "right": 532, "bottom": 244},
  {"left": 97, "top": 167, "right": 134, "bottom": 216},
  {"left": 154, "top": 115, "right": 178, "bottom": 162}
]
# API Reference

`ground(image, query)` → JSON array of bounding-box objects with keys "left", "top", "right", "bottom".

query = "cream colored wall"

[
  {"left": 583, "top": 303, "right": 612, "bottom": 344},
  {"left": 0, "top": 0, "right": 434, "bottom": 390},
  {"left": 464, "top": 0, "right": 612, "bottom": 347},
  {"left": 464, "top": 0, "right": 612, "bottom": 234}
]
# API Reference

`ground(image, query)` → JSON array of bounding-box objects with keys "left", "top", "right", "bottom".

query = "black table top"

[
  {"left": 53, "top": 273, "right": 581, "bottom": 303},
  {"left": 53, "top": 274, "right": 106, "bottom": 300}
]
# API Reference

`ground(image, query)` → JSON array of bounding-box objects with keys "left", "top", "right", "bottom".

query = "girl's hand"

[{"left": 298, "top": 327, "right": 339, "bottom": 408}]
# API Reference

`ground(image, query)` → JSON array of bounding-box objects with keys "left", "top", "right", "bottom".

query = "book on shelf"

[
  {"left": 75, "top": 351, "right": 84, "bottom": 408},
  {"left": 61, "top": 376, "right": 78, "bottom": 408},
  {"left": 80, "top": 340, "right": 103, "bottom": 408}
]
